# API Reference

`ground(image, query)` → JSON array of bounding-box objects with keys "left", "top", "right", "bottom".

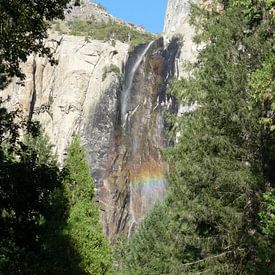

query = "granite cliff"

[
  {"left": 2, "top": 0, "right": 199, "bottom": 240},
  {"left": 164, "top": 0, "right": 201, "bottom": 77}
]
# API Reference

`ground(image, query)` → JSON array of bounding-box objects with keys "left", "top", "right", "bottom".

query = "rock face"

[
  {"left": 2, "top": 36, "right": 179, "bottom": 241},
  {"left": 2, "top": 34, "right": 129, "bottom": 165},
  {"left": 94, "top": 38, "right": 179, "bottom": 240},
  {"left": 65, "top": 1, "right": 145, "bottom": 33},
  {"left": 2, "top": 1, "right": 200, "bottom": 240},
  {"left": 66, "top": 1, "right": 115, "bottom": 22},
  {"left": 164, "top": 0, "right": 200, "bottom": 77}
]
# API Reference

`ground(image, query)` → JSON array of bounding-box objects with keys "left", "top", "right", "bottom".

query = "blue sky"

[{"left": 93, "top": 0, "right": 167, "bottom": 33}]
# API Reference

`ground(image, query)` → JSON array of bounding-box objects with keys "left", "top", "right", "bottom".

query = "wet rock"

[
  {"left": 96, "top": 38, "right": 180, "bottom": 241},
  {"left": 2, "top": 1, "right": 200, "bottom": 241}
]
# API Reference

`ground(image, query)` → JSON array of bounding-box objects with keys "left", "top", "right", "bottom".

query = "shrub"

[
  {"left": 55, "top": 19, "right": 153, "bottom": 47},
  {"left": 102, "top": 64, "right": 120, "bottom": 81}
]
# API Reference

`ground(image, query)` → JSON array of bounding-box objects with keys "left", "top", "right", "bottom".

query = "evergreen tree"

[
  {"left": 0, "top": 112, "right": 86, "bottom": 274},
  {"left": 117, "top": 203, "right": 183, "bottom": 275},
  {"left": 0, "top": 0, "right": 70, "bottom": 89},
  {"left": 62, "top": 136, "right": 113, "bottom": 274},
  {"left": 121, "top": 0, "right": 274, "bottom": 273},
  {"left": 259, "top": 191, "right": 275, "bottom": 270},
  {"left": 0, "top": 110, "right": 64, "bottom": 274}
]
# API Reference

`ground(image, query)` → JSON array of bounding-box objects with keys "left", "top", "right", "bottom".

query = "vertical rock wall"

[
  {"left": 2, "top": 34, "right": 180, "bottom": 241},
  {"left": 164, "top": 0, "right": 200, "bottom": 77},
  {"left": 1, "top": 0, "right": 202, "bottom": 240},
  {"left": 2, "top": 34, "right": 129, "bottom": 165},
  {"left": 89, "top": 38, "right": 180, "bottom": 240}
]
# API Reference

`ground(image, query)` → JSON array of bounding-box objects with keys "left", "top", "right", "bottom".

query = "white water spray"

[
  {"left": 128, "top": 182, "right": 138, "bottom": 238},
  {"left": 121, "top": 41, "right": 154, "bottom": 126}
]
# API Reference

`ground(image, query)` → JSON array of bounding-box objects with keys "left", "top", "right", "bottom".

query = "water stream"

[
  {"left": 128, "top": 182, "right": 138, "bottom": 237},
  {"left": 121, "top": 40, "right": 154, "bottom": 126},
  {"left": 96, "top": 38, "right": 180, "bottom": 240}
]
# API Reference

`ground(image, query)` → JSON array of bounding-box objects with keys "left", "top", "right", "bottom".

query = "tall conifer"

[
  {"left": 121, "top": 1, "right": 274, "bottom": 273},
  {"left": 63, "top": 136, "right": 113, "bottom": 274}
]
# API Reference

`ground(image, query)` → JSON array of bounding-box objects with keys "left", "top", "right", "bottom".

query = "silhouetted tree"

[
  {"left": 0, "top": 0, "right": 70, "bottom": 89},
  {"left": 0, "top": 107, "right": 58, "bottom": 272},
  {"left": 0, "top": 107, "right": 88, "bottom": 274}
]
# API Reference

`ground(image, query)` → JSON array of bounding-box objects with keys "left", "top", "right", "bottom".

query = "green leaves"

[
  {"left": 62, "top": 136, "right": 113, "bottom": 274},
  {"left": 250, "top": 53, "right": 275, "bottom": 131},
  {"left": 56, "top": 19, "right": 154, "bottom": 48},
  {"left": 0, "top": 111, "right": 63, "bottom": 274},
  {"left": 260, "top": 192, "right": 275, "bottom": 239},
  {"left": 0, "top": 0, "right": 70, "bottom": 89},
  {"left": 120, "top": 0, "right": 274, "bottom": 274},
  {"left": 0, "top": 121, "right": 113, "bottom": 273},
  {"left": 102, "top": 64, "right": 121, "bottom": 81},
  {"left": 64, "top": 135, "right": 94, "bottom": 202}
]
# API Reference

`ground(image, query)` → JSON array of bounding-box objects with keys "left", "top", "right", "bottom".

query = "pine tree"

[
  {"left": 121, "top": 1, "right": 274, "bottom": 273},
  {"left": 0, "top": 0, "right": 70, "bottom": 89},
  {"left": 62, "top": 136, "right": 113, "bottom": 274},
  {"left": 117, "top": 203, "right": 183, "bottom": 275},
  {"left": 0, "top": 116, "right": 63, "bottom": 274}
]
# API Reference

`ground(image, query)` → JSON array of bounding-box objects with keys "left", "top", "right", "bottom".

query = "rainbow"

[
  {"left": 129, "top": 160, "right": 165, "bottom": 181},
  {"left": 129, "top": 160, "right": 167, "bottom": 216}
]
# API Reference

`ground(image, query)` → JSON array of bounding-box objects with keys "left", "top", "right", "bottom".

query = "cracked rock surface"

[
  {"left": 2, "top": 1, "right": 200, "bottom": 240},
  {"left": 3, "top": 33, "right": 129, "bottom": 164}
]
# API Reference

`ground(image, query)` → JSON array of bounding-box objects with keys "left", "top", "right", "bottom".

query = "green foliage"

[
  {"left": 260, "top": 192, "right": 275, "bottom": 239},
  {"left": 55, "top": 19, "right": 153, "bottom": 47},
  {"left": 0, "top": 2, "right": 115, "bottom": 270},
  {"left": 62, "top": 136, "right": 113, "bottom": 274},
  {"left": 24, "top": 133, "right": 57, "bottom": 166},
  {"left": 233, "top": 0, "right": 274, "bottom": 29},
  {"left": 120, "top": 1, "right": 274, "bottom": 274},
  {"left": 250, "top": 54, "right": 275, "bottom": 131},
  {"left": 102, "top": 64, "right": 121, "bottom": 81},
  {"left": 0, "top": 0, "right": 70, "bottom": 89},
  {"left": 63, "top": 136, "right": 94, "bottom": 202},
  {"left": 117, "top": 203, "right": 184, "bottom": 274},
  {"left": 258, "top": 192, "right": 275, "bottom": 271},
  {"left": 0, "top": 115, "right": 90, "bottom": 274},
  {"left": 0, "top": 108, "right": 64, "bottom": 273}
]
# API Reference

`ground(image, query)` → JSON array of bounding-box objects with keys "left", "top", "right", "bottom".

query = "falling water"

[
  {"left": 128, "top": 182, "right": 138, "bottom": 238},
  {"left": 127, "top": 161, "right": 167, "bottom": 237},
  {"left": 121, "top": 40, "right": 154, "bottom": 125},
  {"left": 95, "top": 37, "right": 180, "bottom": 240}
]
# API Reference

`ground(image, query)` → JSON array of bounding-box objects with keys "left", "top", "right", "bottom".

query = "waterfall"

[
  {"left": 128, "top": 182, "right": 138, "bottom": 238},
  {"left": 95, "top": 37, "right": 180, "bottom": 240},
  {"left": 121, "top": 40, "right": 154, "bottom": 126}
]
